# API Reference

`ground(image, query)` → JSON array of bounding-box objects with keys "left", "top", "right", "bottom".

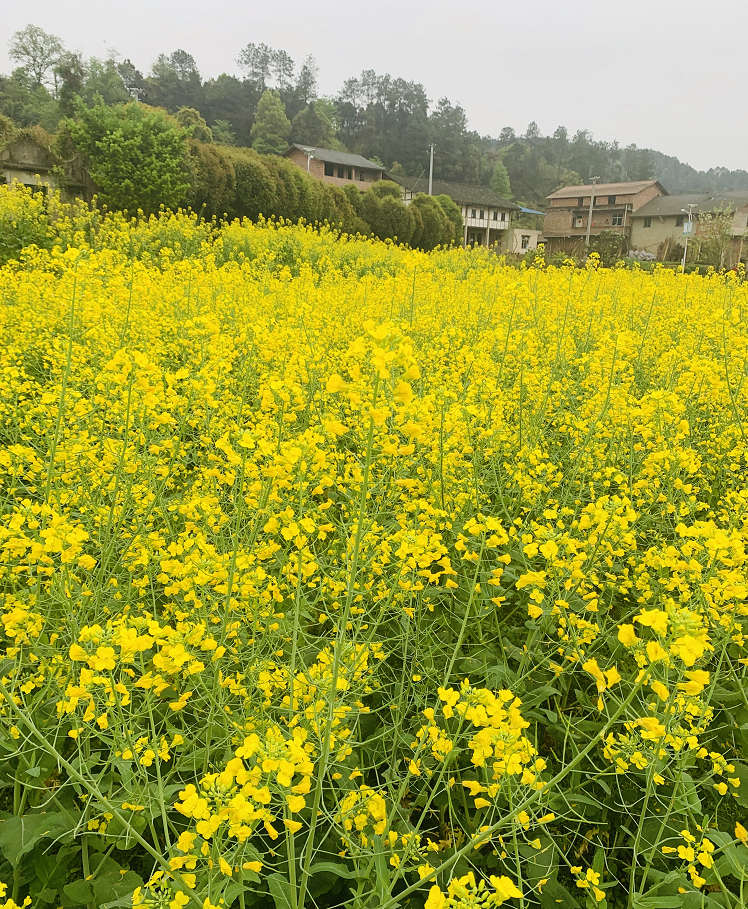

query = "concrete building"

[
  {"left": 1, "top": 136, "right": 96, "bottom": 201},
  {"left": 507, "top": 228, "right": 543, "bottom": 254},
  {"left": 387, "top": 173, "right": 519, "bottom": 248},
  {"left": 543, "top": 179, "right": 667, "bottom": 255},
  {"left": 283, "top": 144, "right": 385, "bottom": 189},
  {"left": 630, "top": 192, "right": 748, "bottom": 265}
]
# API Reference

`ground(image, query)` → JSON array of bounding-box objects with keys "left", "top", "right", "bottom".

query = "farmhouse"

[
  {"left": 386, "top": 173, "right": 519, "bottom": 248},
  {"left": 0, "top": 136, "right": 96, "bottom": 201},
  {"left": 543, "top": 179, "right": 667, "bottom": 254},
  {"left": 283, "top": 144, "right": 385, "bottom": 189},
  {"left": 630, "top": 191, "right": 748, "bottom": 265}
]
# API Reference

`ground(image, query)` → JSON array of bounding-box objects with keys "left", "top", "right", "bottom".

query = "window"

[
  {"left": 643, "top": 217, "right": 652, "bottom": 228},
  {"left": 612, "top": 213, "right": 623, "bottom": 226},
  {"left": 578, "top": 197, "right": 584, "bottom": 207},
  {"left": 479, "top": 209, "right": 484, "bottom": 219},
  {"left": 346, "top": 168, "right": 352, "bottom": 180},
  {"left": 336, "top": 166, "right": 344, "bottom": 178},
  {"left": 324, "top": 162, "right": 334, "bottom": 177},
  {"left": 471, "top": 208, "right": 477, "bottom": 218},
  {"left": 521, "top": 235, "right": 530, "bottom": 249},
  {"left": 608, "top": 195, "right": 616, "bottom": 205},
  {"left": 359, "top": 171, "right": 366, "bottom": 181},
  {"left": 492, "top": 211, "right": 498, "bottom": 220},
  {"left": 675, "top": 215, "right": 684, "bottom": 227},
  {"left": 501, "top": 211, "right": 506, "bottom": 221}
]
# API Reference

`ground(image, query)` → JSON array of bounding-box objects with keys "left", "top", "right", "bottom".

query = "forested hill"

[
  {"left": 647, "top": 149, "right": 748, "bottom": 194},
  {"left": 2, "top": 26, "right": 746, "bottom": 206}
]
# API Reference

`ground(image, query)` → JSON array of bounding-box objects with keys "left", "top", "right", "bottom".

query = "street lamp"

[
  {"left": 585, "top": 176, "right": 600, "bottom": 249},
  {"left": 301, "top": 146, "right": 314, "bottom": 172},
  {"left": 681, "top": 203, "right": 697, "bottom": 273}
]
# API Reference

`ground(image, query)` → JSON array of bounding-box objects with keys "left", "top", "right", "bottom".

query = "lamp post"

[
  {"left": 681, "top": 203, "right": 697, "bottom": 273},
  {"left": 584, "top": 176, "right": 600, "bottom": 250},
  {"left": 428, "top": 143, "right": 435, "bottom": 195},
  {"left": 301, "top": 146, "right": 314, "bottom": 172}
]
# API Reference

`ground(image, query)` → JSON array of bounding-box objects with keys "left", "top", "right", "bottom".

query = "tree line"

[{"left": 3, "top": 23, "right": 747, "bottom": 212}]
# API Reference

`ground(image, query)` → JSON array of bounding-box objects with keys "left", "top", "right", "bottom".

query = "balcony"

[{"left": 465, "top": 216, "right": 509, "bottom": 230}]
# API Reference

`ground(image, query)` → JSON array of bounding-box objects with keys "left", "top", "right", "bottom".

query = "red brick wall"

[
  {"left": 543, "top": 208, "right": 575, "bottom": 236},
  {"left": 631, "top": 184, "right": 665, "bottom": 210},
  {"left": 283, "top": 148, "right": 381, "bottom": 190}
]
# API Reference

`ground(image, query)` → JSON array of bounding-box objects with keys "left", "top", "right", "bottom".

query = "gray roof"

[
  {"left": 632, "top": 191, "right": 748, "bottom": 218},
  {"left": 284, "top": 144, "right": 386, "bottom": 171},
  {"left": 387, "top": 173, "right": 519, "bottom": 209},
  {"left": 547, "top": 179, "right": 665, "bottom": 200}
]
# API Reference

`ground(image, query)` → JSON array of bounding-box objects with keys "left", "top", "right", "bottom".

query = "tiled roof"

[
  {"left": 387, "top": 173, "right": 519, "bottom": 209},
  {"left": 283, "top": 144, "right": 385, "bottom": 171},
  {"left": 547, "top": 180, "right": 665, "bottom": 200},
  {"left": 632, "top": 191, "right": 748, "bottom": 218}
]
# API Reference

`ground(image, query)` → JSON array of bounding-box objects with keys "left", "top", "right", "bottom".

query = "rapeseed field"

[{"left": 1, "top": 184, "right": 748, "bottom": 909}]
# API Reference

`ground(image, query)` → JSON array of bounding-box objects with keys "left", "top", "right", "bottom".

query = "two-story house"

[
  {"left": 387, "top": 173, "right": 519, "bottom": 248},
  {"left": 283, "top": 144, "right": 385, "bottom": 189},
  {"left": 543, "top": 179, "right": 667, "bottom": 255},
  {"left": 630, "top": 192, "right": 748, "bottom": 265}
]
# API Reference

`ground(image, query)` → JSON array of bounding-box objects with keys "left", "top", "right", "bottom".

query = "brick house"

[
  {"left": 387, "top": 173, "right": 519, "bottom": 248},
  {"left": 630, "top": 192, "right": 748, "bottom": 265},
  {"left": 283, "top": 144, "right": 385, "bottom": 189},
  {"left": 543, "top": 179, "right": 667, "bottom": 255}
]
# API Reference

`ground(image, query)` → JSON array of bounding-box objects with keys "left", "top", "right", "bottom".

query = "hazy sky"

[{"left": 2, "top": 0, "right": 745, "bottom": 172}]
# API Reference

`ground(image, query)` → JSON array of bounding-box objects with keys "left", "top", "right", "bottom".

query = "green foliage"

[
  {"left": 224, "top": 146, "right": 278, "bottom": 221},
  {"left": 490, "top": 158, "right": 512, "bottom": 199},
  {"left": 176, "top": 107, "right": 214, "bottom": 143},
  {"left": 251, "top": 90, "right": 291, "bottom": 156},
  {"left": 82, "top": 57, "right": 130, "bottom": 106},
  {"left": 698, "top": 204, "right": 735, "bottom": 268},
  {"left": 211, "top": 118, "right": 236, "bottom": 146},
  {"left": 66, "top": 101, "right": 190, "bottom": 213},
  {"left": 369, "top": 180, "right": 403, "bottom": 201},
  {"left": 435, "top": 193, "right": 463, "bottom": 244},
  {"left": 410, "top": 193, "right": 453, "bottom": 250},
  {"left": 0, "top": 69, "right": 58, "bottom": 131},
  {"left": 186, "top": 139, "right": 234, "bottom": 216},
  {"left": 589, "top": 229, "right": 627, "bottom": 267},
  {"left": 8, "top": 24, "right": 64, "bottom": 88},
  {"left": 290, "top": 102, "right": 335, "bottom": 148},
  {"left": 361, "top": 189, "right": 415, "bottom": 244},
  {"left": 0, "top": 114, "right": 18, "bottom": 146}
]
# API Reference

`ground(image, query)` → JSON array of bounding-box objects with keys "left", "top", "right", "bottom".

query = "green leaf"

[
  {"left": 726, "top": 762, "right": 748, "bottom": 808},
  {"left": 267, "top": 873, "right": 294, "bottom": 909},
  {"left": 92, "top": 869, "right": 143, "bottom": 906},
  {"left": 63, "top": 879, "right": 94, "bottom": 904},
  {"left": 0, "top": 813, "right": 65, "bottom": 867},
  {"left": 631, "top": 897, "right": 683, "bottom": 908},
  {"left": 540, "top": 878, "right": 580, "bottom": 908},
  {"left": 308, "top": 862, "right": 360, "bottom": 880}
]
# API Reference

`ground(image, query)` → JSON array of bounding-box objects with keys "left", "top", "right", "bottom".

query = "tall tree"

[
  {"left": 490, "top": 159, "right": 512, "bottom": 199},
  {"left": 295, "top": 55, "right": 318, "bottom": 105},
  {"left": 8, "top": 24, "right": 64, "bottom": 90},
  {"left": 271, "top": 50, "right": 295, "bottom": 91},
  {"left": 237, "top": 43, "right": 273, "bottom": 91},
  {"left": 146, "top": 50, "right": 202, "bottom": 111},
  {"left": 290, "top": 103, "right": 335, "bottom": 148},
  {"left": 250, "top": 90, "right": 291, "bottom": 155},
  {"left": 55, "top": 51, "right": 86, "bottom": 118}
]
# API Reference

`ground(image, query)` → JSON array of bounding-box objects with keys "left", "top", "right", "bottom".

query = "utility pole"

[
  {"left": 585, "top": 176, "right": 599, "bottom": 249},
  {"left": 428, "top": 143, "right": 435, "bottom": 195},
  {"left": 681, "top": 203, "right": 697, "bottom": 273}
]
